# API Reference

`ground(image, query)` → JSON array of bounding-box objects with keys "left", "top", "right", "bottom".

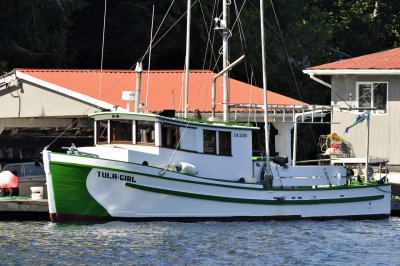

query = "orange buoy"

[{"left": 0, "top": 171, "right": 19, "bottom": 188}]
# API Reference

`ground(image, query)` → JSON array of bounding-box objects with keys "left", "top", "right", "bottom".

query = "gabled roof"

[
  {"left": 303, "top": 48, "right": 400, "bottom": 75},
  {"left": 15, "top": 68, "right": 305, "bottom": 112}
]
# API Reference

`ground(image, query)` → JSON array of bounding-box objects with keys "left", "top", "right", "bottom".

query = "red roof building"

[
  {"left": 304, "top": 48, "right": 400, "bottom": 75},
  {"left": 16, "top": 68, "right": 305, "bottom": 113}
]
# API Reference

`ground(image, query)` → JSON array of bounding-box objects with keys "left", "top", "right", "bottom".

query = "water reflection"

[{"left": 0, "top": 218, "right": 399, "bottom": 265}]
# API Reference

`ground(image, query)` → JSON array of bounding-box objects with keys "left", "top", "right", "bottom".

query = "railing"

[{"left": 228, "top": 104, "right": 335, "bottom": 124}]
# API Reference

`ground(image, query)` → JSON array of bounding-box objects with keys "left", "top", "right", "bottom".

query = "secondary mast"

[
  {"left": 184, "top": 0, "right": 191, "bottom": 118},
  {"left": 259, "top": 0, "right": 270, "bottom": 161}
]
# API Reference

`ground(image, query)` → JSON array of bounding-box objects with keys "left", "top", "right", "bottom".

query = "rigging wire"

[
  {"left": 199, "top": 0, "right": 219, "bottom": 71},
  {"left": 232, "top": 0, "right": 260, "bottom": 123},
  {"left": 139, "top": 0, "right": 176, "bottom": 62},
  {"left": 98, "top": 0, "right": 108, "bottom": 110},
  {"left": 269, "top": 0, "right": 302, "bottom": 102},
  {"left": 46, "top": 0, "right": 109, "bottom": 149}
]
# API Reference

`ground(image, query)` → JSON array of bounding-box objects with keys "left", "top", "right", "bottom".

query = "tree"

[{"left": 0, "top": 0, "right": 87, "bottom": 73}]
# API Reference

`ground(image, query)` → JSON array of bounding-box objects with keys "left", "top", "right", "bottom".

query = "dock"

[
  {"left": 0, "top": 197, "right": 49, "bottom": 221},
  {"left": 392, "top": 198, "right": 400, "bottom": 216}
]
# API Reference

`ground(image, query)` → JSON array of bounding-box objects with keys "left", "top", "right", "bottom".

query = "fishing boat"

[{"left": 42, "top": 1, "right": 391, "bottom": 222}]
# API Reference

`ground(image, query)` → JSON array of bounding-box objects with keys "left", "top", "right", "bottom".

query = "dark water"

[{"left": 0, "top": 218, "right": 399, "bottom": 265}]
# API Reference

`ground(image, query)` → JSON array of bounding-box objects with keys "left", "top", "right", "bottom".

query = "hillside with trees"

[{"left": 0, "top": 0, "right": 399, "bottom": 159}]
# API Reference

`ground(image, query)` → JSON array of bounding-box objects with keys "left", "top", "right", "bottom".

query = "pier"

[{"left": 0, "top": 198, "right": 49, "bottom": 221}]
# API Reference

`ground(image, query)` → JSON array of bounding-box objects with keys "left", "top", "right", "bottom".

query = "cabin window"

[
  {"left": 96, "top": 121, "right": 109, "bottom": 143},
  {"left": 161, "top": 123, "right": 180, "bottom": 148},
  {"left": 357, "top": 82, "right": 388, "bottom": 114},
  {"left": 110, "top": 120, "right": 133, "bottom": 143},
  {"left": 203, "top": 130, "right": 216, "bottom": 154},
  {"left": 218, "top": 131, "right": 231, "bottom": 156},
  {"left": 136, "top": 121, "right": 155, "bottom": 144}
]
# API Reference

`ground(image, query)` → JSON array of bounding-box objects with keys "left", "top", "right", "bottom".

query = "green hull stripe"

[
  {"left": 50, "top": 162, "right": 110, "bottom": 217},
  {"left": 125, "top": 182, "right": 384, "bottom": 205},
  {"left": 51, "top": 159, "right": 265, "bottom": 191},
  {"left": 50, "top": 156, "right": 391, "bottom": 192}
]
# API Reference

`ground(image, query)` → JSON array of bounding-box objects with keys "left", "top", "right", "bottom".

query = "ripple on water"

[{"left": 0, "top": 218, "right": 399, "bottom": 265}]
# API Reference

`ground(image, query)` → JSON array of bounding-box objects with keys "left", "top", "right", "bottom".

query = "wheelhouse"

[{"left": 90, "top": 112, "right": 257, "bottom": 157}]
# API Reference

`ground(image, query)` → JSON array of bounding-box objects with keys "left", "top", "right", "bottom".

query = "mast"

[
  {"left": 184, "top": 0, "right": 191, "bottom": 118},
  {"left": 259, "top": 0, "right": 270, "bottom": 159},
  {"left": 222, "top": 0, "right": 230, "bottom": 122}
]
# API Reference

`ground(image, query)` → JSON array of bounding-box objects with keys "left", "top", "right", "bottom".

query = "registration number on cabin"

[{"left": 234, "top": 133, "right": 247, "bottom": 138}]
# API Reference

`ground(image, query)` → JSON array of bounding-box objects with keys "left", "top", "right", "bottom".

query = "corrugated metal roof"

[
  {"left": 307, "top": 48, "right": 400, "bottom": 70},
  {"left": 16, "top": 68, "right": 305, "bottom": 112}
]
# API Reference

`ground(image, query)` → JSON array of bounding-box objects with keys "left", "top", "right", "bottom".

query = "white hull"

[{"left": 43, "top": 151, "right": 391, "bottom": 222}]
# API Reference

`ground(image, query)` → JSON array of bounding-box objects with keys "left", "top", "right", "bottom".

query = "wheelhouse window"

[
  {"left": 136, "top": 121, "right": 155, "bottom": 144},
  {"left": 110, "top": 120, "right": 133, "bottom": 143},
  {"left": 357, "top": 82, "right": 388, "bottom": 113},
  {"left": 203, "top": 130, "right": 216, "bottom": 154},
  {"left": 161, "top": 123, "right": 180, "bottom": 148},
  {"left": 96, "top": 121, "right": 109, "bottom": 144},
  {"left": 218, "top": 131, "right": 231, "bottom": 156}
]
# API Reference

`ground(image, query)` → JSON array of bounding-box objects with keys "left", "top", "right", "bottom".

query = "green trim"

[
  {"left": 89, "top": 111, "right": 258, "bottom": 130},
  {"left": 252, "top": 156, "right": 274, "bottom": 161},
  {"left": 51, "top": 152, "right": 245, "bottom": 184},
  {"left": 50, "top": 162, "right": 110, "bottom": 217},
  {"left": 51, "top": 160, "right": 263, "bottom": 191},
  {"left": 50, "top": 153, "right": 391, "bottom": 192},
  {"left": 125, "top": 182, "right": 384, "bottom": 205},
  {"left": 179, "top": 117, "right": 252, "bottom": 127}
]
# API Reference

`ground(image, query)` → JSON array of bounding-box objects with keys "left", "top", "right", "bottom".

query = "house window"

[
  {"left": 161, "top": 123, "right": 180, "bottom": 148},
  {"left": 218, "top": 131, "right": 231, "bottom": 156},
  {"left": 357, "top": 82, "right": 387, "bottom": 113},
  {"left": 203, "top": 130, "right": 216, "bottom": 154},
  {"left": 110, "top": 120, "right": 133, "bottom": 143},
  {"left": 136, "top": 121, "right": 155, "bottom": 144}
]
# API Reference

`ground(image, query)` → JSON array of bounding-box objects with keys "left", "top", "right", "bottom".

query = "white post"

[
  {"left": 274, "top": 123, "right": 294, "bottom": 165},
  {"left": 365, "top": 114, "right": 371, "bottom": 181},
  {"left": 134, "top": 62, "right": 143, "bottom": 113},
  {"left": 184, "top": 0, "right": 191, "bottom": 118},
  {"left": 293, "top": 122, "right": 298, "bottom": 166}
]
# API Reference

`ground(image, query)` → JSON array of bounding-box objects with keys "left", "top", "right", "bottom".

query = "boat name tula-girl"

[{"left": 97, "top": 171, "right": 136, "bottom": 182}]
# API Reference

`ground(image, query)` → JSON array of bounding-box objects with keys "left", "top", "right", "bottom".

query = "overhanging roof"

[
  {"left": 14, "top": 68, "right": 306, "bottom": 112},
  {"left": 303, "top": 47, "right": 400, "bottom": 75}
]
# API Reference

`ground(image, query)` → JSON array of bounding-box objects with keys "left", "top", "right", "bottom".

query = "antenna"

[{"left": 145, "top": 5, "right": 155, "bottom": 112}]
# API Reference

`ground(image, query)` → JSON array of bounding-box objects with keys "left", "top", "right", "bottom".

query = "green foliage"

[
  {"left": 0, "top": 0, "right": 87, "bottom": 70},
  {"left": 1, "top": 0, "right": 399, "bottom": 159}
]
